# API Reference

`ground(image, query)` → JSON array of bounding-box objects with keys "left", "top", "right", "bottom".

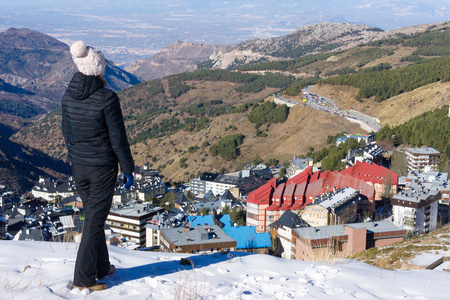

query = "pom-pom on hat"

[{"left": 70, "top": 41, "right": 107, "bottom": 76}]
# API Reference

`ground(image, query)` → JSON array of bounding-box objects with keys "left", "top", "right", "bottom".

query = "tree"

[
  {"left": 390, "top": 151, "right": 408, "bottom": 177},
  {"left": 278, "top": 166, "right": 287, "bottom": 179},
  {"left": 198, "top": 207, "right": 211, "bottom": 216},
  {"left": 186, "top": 190, "right": 194, "bottom": 201},
  {"left": 144, "top": 195, "right": 156, "bottom": 204},
  {"left": 382, "top": 173, "right": 393, "bottom": 204},
  {"left": 230, "top": 207, "right": 246, "bottom": 226},
  {"left": 221, "top": 204, "right": 231, "bottom": 214},
  {"left": 440, "top": 153, "right": 450, "bottom": 173}
]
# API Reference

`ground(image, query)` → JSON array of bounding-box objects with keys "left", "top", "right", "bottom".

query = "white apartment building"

[
  {"left": 191, "top": 173, "right": 240, "bottom": 198},
  {"left": 392, "top": 189, "right": 440, "bottom": 234},
  {"left": 106, "top": 203, "right": 163, "bottom": 245},
  {"left": 31, "top": 177, "right": 76, "bottom": 202},
  {"left": 405, "top": 147, "right": 440, "bottom": 173}
]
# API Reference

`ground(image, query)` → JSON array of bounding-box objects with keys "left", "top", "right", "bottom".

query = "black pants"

[{"left": 72, "top": 164, "right": 118, "bottom": 287}]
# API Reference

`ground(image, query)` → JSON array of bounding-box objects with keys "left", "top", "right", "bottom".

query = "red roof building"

[
  {"left": 340, "top": 161, "right": 398, "bottom": 201},
  {"left": 247, "top": 164, "right": 383, "bottom": 232}
]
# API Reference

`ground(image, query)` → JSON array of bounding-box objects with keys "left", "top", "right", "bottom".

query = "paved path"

[{"left": 273, "top": 86, "right": 381, "bottom": 132}]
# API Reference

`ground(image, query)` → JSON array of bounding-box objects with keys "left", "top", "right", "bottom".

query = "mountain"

[
  {"left": 205, "top": 21, "right": 450, "bottom": 70},
  {"left": 0, "top": 28, "right": 141, "bottom": 188},
  {"left": 9, "top": 22, "right": 450, "bottom": 183},
  {"left": 0, "top": 28, "right": 141, "bottom": 129},
  {"left": 1, "top": 240, "right": 449, "bottom": 299},
  {"left": 0, "top": 122, "right": 71, "bottom": 192},
  {"left": 127, "top": 41, "right": 229, "bottom": 81}
]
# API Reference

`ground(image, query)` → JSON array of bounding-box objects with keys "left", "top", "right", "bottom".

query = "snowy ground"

[{"left": 1, "top": 241, "right": 449, "bottom": 299}]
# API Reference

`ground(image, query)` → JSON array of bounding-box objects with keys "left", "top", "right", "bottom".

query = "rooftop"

[
  {"left": 294, "top": 220, "right": 404, "bottom": 240},
  {"left": 109, "top": 203, "right": 163, "bottom": 217},
  {"left": 161, "top": 225, "right": 235, "bottom": 246},
  {"left": 317, "top": 187, "right": 359, "bottom": 210},
  {"left": 405, "top": 147, "right": 440, "bottom": 155}
]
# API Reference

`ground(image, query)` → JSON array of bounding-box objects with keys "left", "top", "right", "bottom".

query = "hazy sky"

[{"left": 0, "top": 0, "right": 448, "bottom": 64}]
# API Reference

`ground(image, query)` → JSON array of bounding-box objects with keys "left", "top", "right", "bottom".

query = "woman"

[{"left": 62, "top": 41, "right": 135, "bottom": 291}]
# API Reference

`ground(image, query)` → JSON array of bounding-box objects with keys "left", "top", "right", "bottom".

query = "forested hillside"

[
  {"left": 11, "top": 25, "right": 450, "bottom": 183},
  {"left": 375, "top": 105, "right": 450, "bottom": 171},
  {"left": 321, "top": 56, "right": 450, "bottom": 102}
]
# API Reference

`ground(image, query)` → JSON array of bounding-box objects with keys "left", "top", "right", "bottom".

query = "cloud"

[
  {"left": 357, "top": 4, "right": 372, "bottom": 9},
  {"left": 238, "top": 5, "right": 257, "bottom": 9}
]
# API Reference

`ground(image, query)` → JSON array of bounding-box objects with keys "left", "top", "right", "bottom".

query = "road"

[{"left": 273, "top": 86, "right": 381, "bottom": 132}]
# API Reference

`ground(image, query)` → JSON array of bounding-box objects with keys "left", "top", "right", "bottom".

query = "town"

[{"left": 1, "top": 134, "right": 448, "bottom": 262}]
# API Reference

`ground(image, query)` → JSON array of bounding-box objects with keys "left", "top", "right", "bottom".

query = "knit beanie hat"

[{"left": 70, "top": 41, "right": 107, "bottom": 76}]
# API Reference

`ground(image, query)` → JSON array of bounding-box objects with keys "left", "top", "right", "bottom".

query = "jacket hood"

[{"left": 68, "top": 72, "right": 105, "bottom": 100}]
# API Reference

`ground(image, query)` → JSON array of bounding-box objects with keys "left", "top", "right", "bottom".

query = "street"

[{"left": 273, "top": 86, "right": 381, "bottom": 132}]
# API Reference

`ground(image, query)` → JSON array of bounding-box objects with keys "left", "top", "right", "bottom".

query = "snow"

[
  {"left": 409, "top": 252, "right": 443, "bottom": 267},
  {"left": 1, "top": 240, "right": 449, "bottom": 299}
]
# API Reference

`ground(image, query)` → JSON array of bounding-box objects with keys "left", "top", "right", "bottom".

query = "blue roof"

[
  {"left": 189, "top": 214, "right": 272, "bottom": 249},
  {"left": 218, "top": 215, "right": 271, "bottom": 249},
  {"left": 189, "top": 215, "right": 215, "bottom": 226}
]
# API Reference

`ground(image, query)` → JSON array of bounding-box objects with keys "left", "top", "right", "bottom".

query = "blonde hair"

[{"left": 98, "top": 73, "right": 108, "bottom": 87}]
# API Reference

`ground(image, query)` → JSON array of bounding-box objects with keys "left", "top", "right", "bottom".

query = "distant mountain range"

[
  {"left": 127, "top": 41, "right": 229, "bottom": 81},
  {"left": 0, "top": 28, "right": 140, "bottom": 191},
  {"left": 0, "top": 28, "right": 141, "bottom": 130},
  {"left": 202, "top": 21, "right": 450, "bottom": 69}
]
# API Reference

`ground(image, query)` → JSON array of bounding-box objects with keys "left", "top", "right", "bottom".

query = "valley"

[{"left": 1, "top": 21, "right": 450, "bottom": 186}]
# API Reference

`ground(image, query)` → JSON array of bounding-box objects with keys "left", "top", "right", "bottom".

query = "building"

[
  {"left": 398, "top": 171, "right": 449, "bottom": 203},
  {"left": 405, "top": 147, "right": 441, "bottom": 172},
  {"left": 241, "top": 163, "right": 272, "bottom": 179},
  {"left": 299, "top": 188, "right": 359, "bottom": 227},
  {"left": 335, "top": 133, "right": 374, "bottom": 146},
  {"left": 31, "top": 177, "right": 76, "bottom": 202},
  {"left": 184, "top": 214, "right": 271, "bottom": 253},
  {"left": 136, "top": 170, "right": 166, "bottom": 200},
  {"left": 0, "top": 216, "right": 6, "bottom": 238},
  {"left": 217, "top": 214, "right": 271, "bottom": 253},
  {"left": 144, "top": 208, "right": 188, "bottom": 249},
  {"left": 191, "top": 171, "right": 269, "bottom": 199},
  {"left": 286, "top": 155, "right": 313, "bottom": 179},
  {"left": 392, "top": 177, "right": 441, "bottom": 234},
  {"left": 106, "top": 203, "right": 164, "bottom": 246},
  {"left": 340, "top": 161, "right": 398, "bottom": 201},
  {"left": 293, "top": 221, "right": 406, "bottom": 261},
  {"left": 269, "top": 211, "right": 309, "bottom": 259},
  {"left": 246, "top": 179, "right": 277, "bottom": 232},
  {"left": 246, "top": 167, "right": 376, "bottom": 232},
  {"left": 190, "top": 173, "right": 240, "bottom": 198},
  {"left": 159, "top": 225, "right": 236, "bottom": 254},
  {"left": 58, "top": 195, "right": 83, "bottom": 209}
]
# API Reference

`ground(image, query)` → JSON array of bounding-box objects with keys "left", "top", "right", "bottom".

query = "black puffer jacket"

[{"left": 61, "top": 72, "right": 135, "bottom": 175}]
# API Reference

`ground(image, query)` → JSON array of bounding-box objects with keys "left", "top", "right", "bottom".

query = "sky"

[
  {"left": 0, "top": 0, "right": 449, "bottom": 64},
  {"left": 1, "top": 240, "right": 449, "bottom": 299}
]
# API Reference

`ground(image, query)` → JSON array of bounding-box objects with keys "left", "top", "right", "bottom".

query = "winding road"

[{"left": 274, "top": 85, "right": 381, "bottom": 132}]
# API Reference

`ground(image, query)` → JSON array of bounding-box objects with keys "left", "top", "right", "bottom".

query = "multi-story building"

[
  {"left": 159, "top": 225, "right": 236, "bottom": 254},
  {"left": 292, "top": 221, "right": 406, "bottom": 261},
  {"left": 392, "top": 189, "right": 440, "bottom": 234},
  {"left": 31, "top": 177, "right": 76, "bottom": 202},
  {"left": 335, "top": 133, "right": 374, "bottom": 146},
  {"left": 191, "top": 173, "right": 240, "bottom": 198},
  {"left": 191, "top": 171, "right": 269, "bottom": 199},
  {"left": 286, "top": 155, "right": 314, "bottom": 179},
  {"left": 269, "top": 211, "right": 309, "bottom": 259},
  {"left": 299, "top": 188, "right": 359, "bottom": 227},
  {"left": 246, "top": 167, "right": 375, "bottom": 232},
  {"left": 106, "top": 203, "right": 164, "bottom": 246},
  {"left": 246, "top": 179, "right": 277, "bottom": 232},
  {"left": 405, "top": 147, "right": 441, "bottom": 172},
  {"left": 340, "top": 161, "right": 398, "bottom": 201}
]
